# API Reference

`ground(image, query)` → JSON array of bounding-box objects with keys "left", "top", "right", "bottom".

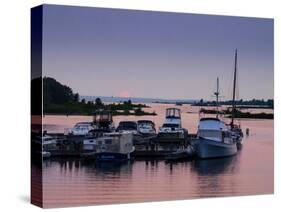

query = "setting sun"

[{"left": 119, "top": 90, "right": 130, "bottom": 98}]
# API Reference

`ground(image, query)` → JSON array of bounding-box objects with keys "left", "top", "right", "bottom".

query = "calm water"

[{"left": 41, "top": 104, "right": 274, "bottom": 208}]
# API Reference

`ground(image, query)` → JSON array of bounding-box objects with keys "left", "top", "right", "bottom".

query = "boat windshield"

[
  {"left": 137, "top": 120, "right": 154, "bottom": 126},
  {"left": 117, "top": 122, "right": 137, "bottom": 130},
  {"left": 162, "top": 123, "right": 179, "bottom": 128},
  {"left": 198, "top": 129, "right": 232, "bottom": 139}
]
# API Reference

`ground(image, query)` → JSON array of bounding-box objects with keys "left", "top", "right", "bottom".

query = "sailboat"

[{"left": 195, "top": 49, "right": 241, "bottom": 159}]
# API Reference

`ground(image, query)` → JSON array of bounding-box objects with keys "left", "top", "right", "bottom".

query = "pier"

[{"left": 40, "top": 133, "right": 198, "bottom": 159}]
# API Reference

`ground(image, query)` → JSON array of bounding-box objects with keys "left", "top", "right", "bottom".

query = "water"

[{"left": 41, "top": 104, "right": 274, "bottom": 208}]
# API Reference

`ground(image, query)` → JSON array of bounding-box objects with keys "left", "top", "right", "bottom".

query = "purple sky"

[{"left": 42, "top": 4, "right": 273, "bottom": 100}]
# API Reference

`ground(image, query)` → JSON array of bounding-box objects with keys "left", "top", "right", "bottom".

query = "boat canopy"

[
  {"left": 137, "top": 120, "right": 155, "bottom": 126},
  {"left": 166, "top": 108, "right": 181, "bottom": 119},
  {"left": 93, "top": 110, "right": 112, "bottom": 122}
]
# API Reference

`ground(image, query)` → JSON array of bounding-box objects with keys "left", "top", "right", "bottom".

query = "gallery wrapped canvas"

[{"left": 31, "top": 4, "right": 274, "bottom": 208}]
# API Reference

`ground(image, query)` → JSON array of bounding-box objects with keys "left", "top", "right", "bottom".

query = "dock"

[{"left": 42, "top": 133, "right": 198, "bottom": 159}]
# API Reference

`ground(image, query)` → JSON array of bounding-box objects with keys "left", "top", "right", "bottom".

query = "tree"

[
  {"left": 95, "top": 97, "right": 103, "bottom": 106},
  {"left": 73, "top": 93, "right": 79, "bottom": 102},
  {"left": 43, "top": 77, "right": 75, "bottom": 105}
]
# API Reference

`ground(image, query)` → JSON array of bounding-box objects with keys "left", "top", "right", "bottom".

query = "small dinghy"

[{"left": 165, "top": 146, "right": 195, "bottom": 161}]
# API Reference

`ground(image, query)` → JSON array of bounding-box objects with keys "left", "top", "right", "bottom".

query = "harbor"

[
  {"left": 38, "top": 115, "right": 273, "bottom": 207},
  {"left": 34, "top": 101, "right": 270, "bottom": 162},
  {"left": 36, "top": 52, "right": 246, "bottom": 162},
  {"left": 34, "top": 102, "right": 274, "bottom": 207}
]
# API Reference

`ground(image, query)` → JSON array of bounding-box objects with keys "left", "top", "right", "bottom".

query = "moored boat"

[
  {"left": 195, "top": 118, "right": 237, "bottom": 159},
  {"left": 165, "top": 145, "right": 195, "bottom": 161},
  {"left": 195, "top": 49, "right": 243, "bottom": 159},
  {"left": 137, "top": 120, "right": 156, "bottom": 135},
  {"left": 42, "top": 151, "right": 51, "bottom": 158},
  {"left": 159, "top": 108, "right": 188, "bottom": 138},
  {"left": 116, "top": 121, "right": 138, "bottom": 135},
  {"left": 95, "top": 132, "right": 135, "bottom": 162},
  {"left": 67, "top": 122, "right": 94, "bottom": 136}
]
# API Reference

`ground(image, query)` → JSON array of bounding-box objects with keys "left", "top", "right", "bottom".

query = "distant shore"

[{"left": 199, "top": 108, "right": 274, "bottom": 119}]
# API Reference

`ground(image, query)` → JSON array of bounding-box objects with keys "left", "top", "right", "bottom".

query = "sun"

[{"left": 119, "top": 90, "right": 130, "bottom": 98}]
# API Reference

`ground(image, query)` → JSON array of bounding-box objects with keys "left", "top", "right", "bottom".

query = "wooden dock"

[{"left": 44, "top": 133, "right": 198, "bottom": 159}]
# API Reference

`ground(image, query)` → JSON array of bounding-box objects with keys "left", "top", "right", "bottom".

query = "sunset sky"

[{"left": 42, "top": 4, "right": 274, "bottom": 100}]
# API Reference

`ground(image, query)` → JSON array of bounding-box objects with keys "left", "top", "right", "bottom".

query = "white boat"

[
  {"left": 68, "top": 122, "right": 94, "bottom": 136},
  {"left": 116, "top": 121, "right": 138, "bottom": 135},
  {"left": 95, "top": 132, "right": 135, "bottom": 161},
  {"left": 165, "top": 145, "right": 195, "bottom": 161},
  {"left": 196, "top": 118, "right": 237, "bottom": 159},
  {"left": 42, "top": 151, "right": 51, "bottom": 158},
  {"left": 137, "top": 120, "right": 156, "bottom": 135},
  {"left": 159, "top": 108, "right": 187, "bottom": 138},
  {"left": 42, "top": 135, "right": 57, "bottom": 151},
  {"left": 195, "top": 49, "right": 243, "bottom": 159}
]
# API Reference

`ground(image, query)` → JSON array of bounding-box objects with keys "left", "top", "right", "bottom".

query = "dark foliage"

[{"left": 37, "top": 77, "right": 156, "bottom": 116}]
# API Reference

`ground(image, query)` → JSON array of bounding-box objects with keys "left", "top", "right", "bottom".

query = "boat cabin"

[
  {"left": 96, "top": 132, "right": 134, "bottom": 154},
  {"left": 162, "top": 108, "right": 182, "bottom": 128},
  {"left": 92, "top": 110, "right": 114, "bottom": 132},
  {"left": 159, "top": 108, "right": 187, "bottom": 137}
]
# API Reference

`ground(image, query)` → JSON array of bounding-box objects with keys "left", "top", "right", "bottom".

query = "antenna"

[{"left": 214, "top": 77, "right": 220, "bottom": 118}]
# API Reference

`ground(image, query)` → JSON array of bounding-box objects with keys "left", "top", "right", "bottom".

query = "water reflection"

[{"left": 192, "top": 156, "right": 237, "bottom": 176}]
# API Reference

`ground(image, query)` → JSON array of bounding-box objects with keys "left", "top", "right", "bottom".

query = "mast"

[
  {"left": 214, "top": 77, "right": 220, "bottom": 118},
  {"left": 231, "top": 49, "right": 238, "bottom": 127}
]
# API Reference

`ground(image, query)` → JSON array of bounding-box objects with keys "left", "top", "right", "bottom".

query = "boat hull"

[
  {"left": 95, "top": 152, "right": 131, "bottom": 162},
  {"left": 196, "top": 138, "right": 237, "bottom": 159}
]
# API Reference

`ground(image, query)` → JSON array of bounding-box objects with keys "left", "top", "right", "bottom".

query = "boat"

[
  {"left": 116, "top": 121, "right": 138, "bottom": 135},
  {"left": 195, "top": 117, "right": 238, "bottom": 159},
  {"left": 195, "top": 49, "right": 242, "bottom": 159},
  {"left": 95, "top": 132, "right": 135, "bottom": 162},
  {"left": 38, "top": 135, "right": 57, "bottom": 158},
  {"left": 42, "top": 151, "right": 51, "bottom": 158},
  {"left": 68, "top": 122, "right": 94, "bottom": 136},
  {"left": 42, "top": 134, "right": 57, "bottom": 152},
  {"left": 159, "top": 108, "right": 188, "bottom": 138},
  {"left": 165, "top": 145, "right": 195, "bottom": 161},
  {"left": 137, "top": 120, "right": 156, "bottom": 135}
]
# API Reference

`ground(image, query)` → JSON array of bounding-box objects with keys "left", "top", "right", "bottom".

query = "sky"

[{"left": 42, "top": 4, "right": 274, "bottom": 101}]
